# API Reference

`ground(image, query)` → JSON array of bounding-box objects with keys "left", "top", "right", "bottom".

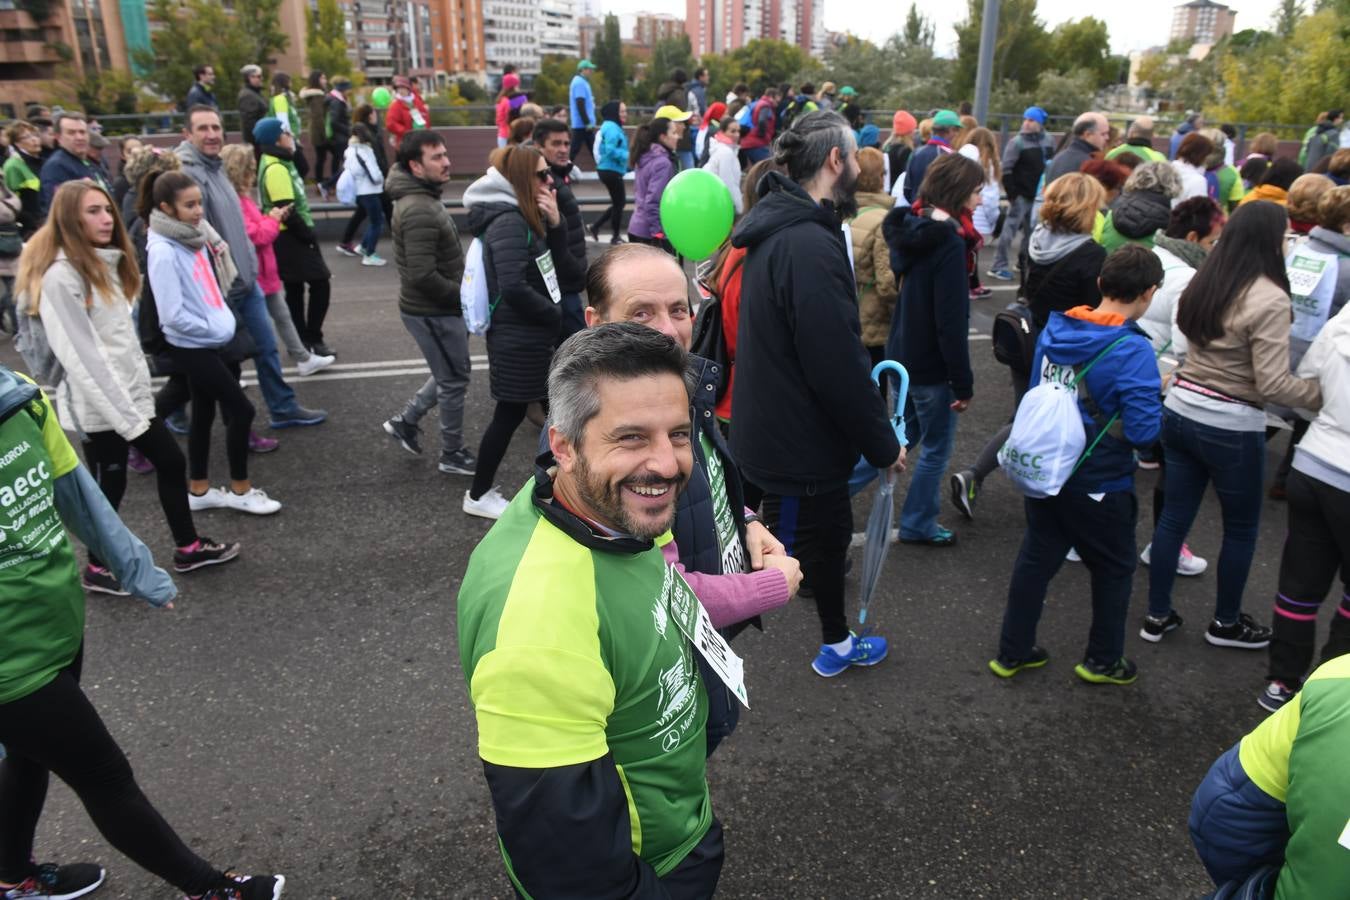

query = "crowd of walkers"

[{"left": 3, "top": 61, "right": 1350, "bottom": 899}]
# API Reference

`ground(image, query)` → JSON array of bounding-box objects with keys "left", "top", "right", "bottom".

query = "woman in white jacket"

[
  {"left": 956, "top": 126, "right": 1000, "bottom": 299},
  {"left": 344, "top": 123, "right": 387, "bottom": 266},
  {"left": 15, "top": 181, "right": 239, "bottom": 593},
  {"left": 1171, "top": 131, "right": 1214, "bottom": 205},
  {"left": 702, "top": 115, "right": 745, "bottom": 216},
  {"left": 1141, "top": 196, "right": 1226, "bottom": 358},
  {"left": 1261, "top": 301, "right": 1350, "bottom": 711},
  {"left": 144, "top": 170, "right": 281, "bottom": 516}
]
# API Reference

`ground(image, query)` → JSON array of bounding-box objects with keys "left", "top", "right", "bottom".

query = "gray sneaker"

[
  {"left": 439, "top": 447, "right": 477, "bottom": 475},
  {"left": 268, "top": 405, "right": 328, "bottom": 429}
]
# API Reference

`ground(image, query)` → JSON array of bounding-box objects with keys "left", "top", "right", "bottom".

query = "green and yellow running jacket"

[{"left": 458, "top": 465, "right": 713, "bottom": 897}]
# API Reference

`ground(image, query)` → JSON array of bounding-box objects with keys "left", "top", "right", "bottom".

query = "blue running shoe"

[
  {"left": 165, "top": 409, "right": 190, "bottom": 435},
  {"left": 986, "top": 268, "right": 1014, "bottom": 281},
  {"left": 812, "top": 632, "right": 889, "bottom": 677}
]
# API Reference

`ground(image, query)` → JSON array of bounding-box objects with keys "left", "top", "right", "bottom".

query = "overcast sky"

[{"left": 595, "top": 0, "right": 1285, "bottom": 54}]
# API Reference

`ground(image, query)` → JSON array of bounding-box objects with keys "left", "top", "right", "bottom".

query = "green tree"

[
  {"left": 902, "top": 3, "right": 936, "bottom": 49},
  {"left": 1273, "top": 0, "right": 1305, "bottom": 37},
  {"left": 592, "top": 14, "right": 628, "bottom": 99},
  {"left": 1033, "top": 68, "right": 1097, "bottom": 116},
  {"left": 1213, "top": 7, "right": 1350, "bottom": 126},
  {"left": 455, "top": 78, "right": 486, "bottom": 102},
  {"left": 134, "top": 0, "right": 289, "bottom": 108},
  {"left": 1049, "top": 18, "right": 1112, "bottom": 85},
  {"left": 533, "top": 55, "right": 609, "bottom": 113},
  {"left": 715, "top": 39, "right": 819, "bottom": 97},
  {"left": 306, "top": 0, "right": 351, "bottom": 78},
  {"left": 637, "top": 33, "right": 696, "bottom": 104},
  {"left": 952, "top": 0, "right": 1052, "bottom": 99}
]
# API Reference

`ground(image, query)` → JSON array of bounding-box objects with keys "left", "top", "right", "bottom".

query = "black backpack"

[
  {"left": 991, "top": 301, "right": 1038, "bottom": 373},
  {"left": 691, "top": 254, "right": 741, "bottom": 401}
]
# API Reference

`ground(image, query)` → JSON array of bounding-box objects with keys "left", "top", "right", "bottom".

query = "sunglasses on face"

[{"left": 535, "top": 170, "right": 551, "bottom": 183}]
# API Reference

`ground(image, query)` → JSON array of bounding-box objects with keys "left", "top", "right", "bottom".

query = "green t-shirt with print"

[{"left": 0, "top": 376, "right": 84, "bottom": 704}]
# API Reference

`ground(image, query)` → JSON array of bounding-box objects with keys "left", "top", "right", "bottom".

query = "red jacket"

[
  {"left": 739, "top": 97, "right": 777, "bottom": 151},
  {"left": 385, "top": 91, "right": 431, "bottom": 146},
  {"left": 713, "top": 245, "right": 748, "bottom": 420}
]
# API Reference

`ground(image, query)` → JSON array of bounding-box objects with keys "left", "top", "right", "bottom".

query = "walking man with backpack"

[
  {"left": 990, "top": 245, "right": 1164, "bottom": 686},
  {"left": 381, "top": 131, "right": 477, "bottom": 477},
  {"left": 989, "top": 106, "right": 1052, "bottom": 281}
]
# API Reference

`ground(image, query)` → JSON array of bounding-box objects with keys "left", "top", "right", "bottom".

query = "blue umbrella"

[{"left": 858, "top": 360, "right": 909, "bottom": 627}]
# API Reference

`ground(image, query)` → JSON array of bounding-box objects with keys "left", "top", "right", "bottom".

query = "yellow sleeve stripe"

[
  {"left": 1240, "top": 693, "right": 1302, "bottom": 802},
  {"left": 615, "top": 763, "right": 642, "bottom": 855},
  {"left": 472, "top": 516, "right": 616, "bottom": 769}
]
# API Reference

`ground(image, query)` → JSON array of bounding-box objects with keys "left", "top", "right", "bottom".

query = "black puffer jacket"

[
  {"left": 1110, "top": 189, "right": 1172, "bottom": 241},
  {"left": 549, "top": 162, "right": 589, "bottom": 293},
  {"left": 464, "top": 168, "right": 564, "bottom": 403},
  {"left": 387, "top": 165, "right": 462, "bottom": 317}
]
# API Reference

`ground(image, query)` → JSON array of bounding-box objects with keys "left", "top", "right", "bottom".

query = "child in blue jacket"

[{"left": 991, "top": 244, "right": 1164, "bottom": 685}]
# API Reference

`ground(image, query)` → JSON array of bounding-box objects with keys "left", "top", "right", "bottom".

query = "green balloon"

[
  {"left": 658, "top": 168, "right": 735, "bottom": 260},
  {"left": 372, "top": 87, "right": 393, "bottom": 110}
]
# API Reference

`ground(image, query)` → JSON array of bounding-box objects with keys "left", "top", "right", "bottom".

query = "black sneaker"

[
  {"left": 188, "top": 873, "right": 285, "bottom": 900},
  {"left": 173, "top": 538, "right": 242, "bottom": 573},
  {"left": 988, "top": 646, "right": 1049, "bottom": 678},
  {"left": 382, "top": 417, "right": 422, "bottom": 455},
  {"left": 1258, "top": 680, "right": 1297, "bottom": 712},
  {"left": 438, "top": 447, "right": 477, "bottom": 475},
  {"left": 81, "top": 566, "right": 129, "bottom": 597},
  {"left": 1074, "top": 656, "right": 1138, "bottom": 685},
  {"left": 949, "top": 469, "right": 978, "bottom": 521},
  {"left": 1139, "top": 611, "right": 1183, "bottom": 643},
  {"left": 4, "top": 861, "right": 105, "bottom": 899},
  {"left": 1205, "top": 613, "right": 1272, "bottom": 649}
]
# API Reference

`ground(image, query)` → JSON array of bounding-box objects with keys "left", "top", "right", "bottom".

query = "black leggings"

[
  {"left": 82, "top": 419, "right": 197, "bottom": 567},
  {"left": 0, "top": 651, "right": 221, "bottom": 894},
  {"left": 471, "top": 401, "right": 530, "bottom": 500},
  {"left": 593, "top": 170, "right": 626, "bottom": 240},
  {"left": 169, "top": 346, "right": 254, "bottom": 482},
  {"left": 285, "top": 278, "right": 332, "bottom": 347}
]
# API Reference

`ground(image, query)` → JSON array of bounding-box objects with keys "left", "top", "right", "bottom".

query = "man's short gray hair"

[
  {"left": 548, "top": 322, "right": 690, "bottom": 447},
  {"left": 1125, "top": 160, "right": 1183, "bottom": 199},
  {"left": 773, "top": 110, "right": 854, "bottom": 185}
]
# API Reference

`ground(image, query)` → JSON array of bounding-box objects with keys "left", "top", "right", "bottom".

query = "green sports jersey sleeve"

[
  {"left": 469, "top": 517, "right": 616, "bottom": 768},
  {"left": 33, "top": 384, "right": 79, "bottom": 479}
]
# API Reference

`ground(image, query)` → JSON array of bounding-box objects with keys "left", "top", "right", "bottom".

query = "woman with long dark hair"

[
  {"left": 589, "top": 100, "right": 629, "bottom": 244},
  {"left": 459, "top": 146, "right": 569, "bottom": 519},
  {"left": 627, "top": 117, "right": 680, "bottom": 253},
  {"left": 1143, "top": 201, "right": 1322, "bottom": 649}
]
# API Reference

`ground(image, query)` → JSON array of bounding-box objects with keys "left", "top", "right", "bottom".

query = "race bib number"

[
  {"left": 535, "top": 249, "right": 562, "bottom": 304},
  {"left": 1287, "top": 249, "right": 1335, "bottom": 344},
  {"left": 665, "top": 566, "right": 749, "bottom": 708}
]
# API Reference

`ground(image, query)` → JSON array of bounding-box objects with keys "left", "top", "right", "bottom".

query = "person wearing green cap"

[
  {"left": 570, "top": 59, "right": 597, "bottom": 166},
  {"left": 902, "top": 109, "right": 960, "bottom": 204}
]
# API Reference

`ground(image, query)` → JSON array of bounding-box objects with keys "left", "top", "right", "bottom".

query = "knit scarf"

[
  {"left": 149, "top": 210, "right": 239, "bottom": 295},
  {"left": 1153, "top": 232, "right": 1209, "bottom": 270}
]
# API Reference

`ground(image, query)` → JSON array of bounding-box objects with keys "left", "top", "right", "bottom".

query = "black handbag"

[{"left": 0, "top": 224, "right": 21, "bottom": 259}]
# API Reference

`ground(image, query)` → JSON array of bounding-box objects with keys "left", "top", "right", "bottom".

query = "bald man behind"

[
  {"left": 1108, "top": 115, "right": 1166, "bottom": 163},
  {"left": 1046, "top": 111, "right": 1110, "bottom": 184},
  {"left": 583, "top": 243, "right": 800, "bottom": 756}
]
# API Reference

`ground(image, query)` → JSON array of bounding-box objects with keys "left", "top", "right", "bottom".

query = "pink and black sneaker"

[{"left": 187, "top": 873, "right": 285, "bottom": 900}]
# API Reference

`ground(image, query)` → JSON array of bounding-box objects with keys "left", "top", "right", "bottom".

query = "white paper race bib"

[
  {"left": 665, "top": 566, "right": 749, "bottom": 708},
  {"left": 1287, "top": 248, "right": 1336, "bottom": 343},
  {"left": 535, "top": 249, "right": 562, "bottom": 304}
]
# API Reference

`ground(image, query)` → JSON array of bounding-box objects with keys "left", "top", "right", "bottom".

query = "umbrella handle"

[{"left": 870, "top": 360, "right": 911, "bottom": 447}]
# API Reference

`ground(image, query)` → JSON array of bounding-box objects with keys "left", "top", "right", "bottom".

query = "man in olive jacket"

[{"left": 381, "top": 131, "right": 478, "bottom": 476}]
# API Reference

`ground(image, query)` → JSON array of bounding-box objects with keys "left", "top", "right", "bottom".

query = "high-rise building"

[
  {"left": 685, "top": 0, "right": 821, "bottom": 57},
  {"left": 539, "top": 0, "right": 579, "bottom": 57},
  {"left": 1169, "top": 0, "right": 1237, "bottom": 45},
  {"left": 578, "top": 14, "right": 600, "bottom": 57},
  {"left": 337, "top": 0, "right": 436, "bottom": 84},
  {"left": 633, "top": 11, "right": 682, "bottom": 46},
  {"left": 0, "top": 0, "right": 129, "bottom": 119},
  {"left": 483, "top": 0, "right": 542, "bottom": 76},
  {"left": 431, "top": 0, "right": 487, "bottom": 78}
]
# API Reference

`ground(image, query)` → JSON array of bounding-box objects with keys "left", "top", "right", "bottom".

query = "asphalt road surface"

[{"left": 0, "top": 237, "right": 1310, "bottom": 899}]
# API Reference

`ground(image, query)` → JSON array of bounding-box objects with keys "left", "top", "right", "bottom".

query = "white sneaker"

[
  {"left": 463, "top": 487, "right": 510, "bottom": 520},
  {"left": 361, "top": 253, "right": 388, "bottom": 267},
  {"left": 297, "top": 353, "right": 335, "bottom": 376},
  {"left": 1140, "top": 541, "right": 1208, "bottom": 577},
  {"left": 188, "top": 487, "right": 229, "bottom": 510},
  {"left": 223, "top": 487, "right": 282, "bottom": 515},
  {"left": 1066, "top": 547, "right": 1081, "bottom": 562}
]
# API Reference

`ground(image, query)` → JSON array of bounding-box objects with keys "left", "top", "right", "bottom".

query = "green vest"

[
  {"left": 1239, "top": 655, "right": 1350, "bottom": 899},
  {"left": 258, "top": 152, "right": 313, "bottom": 228},
  {"left": 0, "top": 374, "right": 85, "bottom": 705},
  {"left": 3, "top": 153, "right": 39, "bottom": 194},
  {"left": 458, "top": 478, "right": 713, "bottom": 881},
  {"left": 1106, "top": 141, "right": 1166, "bottom": 164}
]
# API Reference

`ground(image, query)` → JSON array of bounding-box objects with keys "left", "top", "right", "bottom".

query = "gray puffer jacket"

[{"left": 387, "top": 165, "right": 463, "bottom": 318}]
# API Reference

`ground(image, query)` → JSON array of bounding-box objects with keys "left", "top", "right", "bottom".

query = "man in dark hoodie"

[
  {"left": 990, "top": 245, "right": 1163, "bottom": 686},
  {"left": 1045, "top": 111, "right": 1108, "bottom": 185},
  {"left": 990, "top": 105, "right": 1053, "bottom": 281},
  {"left": 381, "top": 131, "right": 477, "bottom": 477},
  {"left": 237, "top": 65, "right": 269, "bottom": 157},
  {"left": 902, "top": 108, "right": 959, "bottom": 204},
  {"left": 533, "top": 118, "right": 589, "bottom": 339},
  {"left": 1305, "top": 110, "right": 1343, "bottom": 171},
  {"left": 730, "top": 110, "right": 904, "bottom": 678}
]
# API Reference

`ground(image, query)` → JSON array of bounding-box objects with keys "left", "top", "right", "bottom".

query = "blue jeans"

[
  {"left": 744, "top": 146, "right": 770, "bottom": 164},
  {"left": 678, "top": 149, "right": 696, "bottom": 170},
  {"left": 899, "top": 382, "right": 958, "bottom": 540},
  {"left": 232, "top": 281, "right": 298, "bottom": 417},
  {"left": 1148, "top": 409, "right": 1265, "bottom": 624},
  {"left": 1001, "top": 491, "right": 1137, "bottom": 666},
  {"left": 357, "top": 193, "right": 384, "bottom": 256}
]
